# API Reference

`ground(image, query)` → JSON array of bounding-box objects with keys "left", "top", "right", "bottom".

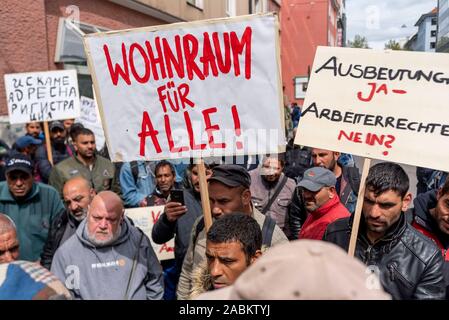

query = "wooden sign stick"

[
  {"left": 197, "top": 159, "right": 213, "bottom": 232},
  {"left": 348, "top": 157, "right": 371, "bottom": 257},
  {"left": 43, "top": 121, "right": 53, "bottom": 165}
]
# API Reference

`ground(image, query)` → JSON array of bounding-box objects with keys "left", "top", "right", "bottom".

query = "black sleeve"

[{"left": 287, "top": 187, "right": 308, "bottom": 240}]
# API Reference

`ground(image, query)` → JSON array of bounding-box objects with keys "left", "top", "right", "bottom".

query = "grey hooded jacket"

[{"left": 51, "top": 217, "right": 164, "bottom": 300}]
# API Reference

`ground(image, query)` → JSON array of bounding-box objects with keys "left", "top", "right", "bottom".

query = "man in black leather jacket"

[
  {"left": 40, "top": 176, "right": 95, "bottom": 270},
  {"left": 323, "top": 162, "right": 446, "bottom": 299}
]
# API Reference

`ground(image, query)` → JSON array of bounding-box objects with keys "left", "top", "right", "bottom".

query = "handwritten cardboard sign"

[
  {"left": 78, "top": 96, "right": 106, "bottom": 151},
  {"left": 84, "top": 13, "right": 284, "bottom": 162},
  {"left": 4, "top": 70, "right": 80, "bottom": 124},
  {"left": 295, "top": 46, "right": 449, "bottom": 172},
  {"left": 125, "top": 206, "right": 174, "bottom": 261}
]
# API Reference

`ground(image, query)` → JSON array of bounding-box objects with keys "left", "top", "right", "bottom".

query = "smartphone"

[{"left": 170, "top": 189, "right": 185, "bottom": 205}]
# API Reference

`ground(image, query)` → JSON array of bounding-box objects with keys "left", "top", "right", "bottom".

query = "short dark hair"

[
  {"left": 366, "top": 162, "right": 409, "bottom": 198},
  {"left": 441, "top": 177, "right": 449, "bottom": 196},
  {"left": 69, "top": 123, "right": 84, "bottom": 141},
  {"left": 73, "top": 127, "right": 94, "bottom": 142},
  {"left": 207, "top": 213, "right": 262, "bottom": 265},
  {"left": 155, "top": 160, "right": 175, "bottom": 177}
]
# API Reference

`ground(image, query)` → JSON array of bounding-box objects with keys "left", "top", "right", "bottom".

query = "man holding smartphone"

[{"left": 152, "top": 163, "right": 213, "bottom": 297}]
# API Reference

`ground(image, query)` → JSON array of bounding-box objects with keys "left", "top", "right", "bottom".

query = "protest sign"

[
  {"left": 4, "top": 69, "right": 80, "bottom": 124},
  {"left": 125, "top": 206, "right": 174, "bottom": 261},
  {"left": 295, "top": 46, "right": 449, "bottom": 172},
  {"left": 84, "top": 13, "right": 284, "bottom": 162},
  {"left": 78, "top": 96, "right": 106, "bottom": 150}
]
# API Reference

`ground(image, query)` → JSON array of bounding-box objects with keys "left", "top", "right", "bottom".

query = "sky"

[{"left": 346, "top": 0, "right": 438, "bottom": 49}]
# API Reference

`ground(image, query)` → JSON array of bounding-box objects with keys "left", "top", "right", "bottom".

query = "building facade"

[
  {"left": 406, "top": 8, "right": 438, "bottom": 52},
  {"left": 437, "top": 0, "right": 449, "bottom": 52},
  {"left": 0, "top": 0, "right": 253, "bottom": 118},
  {"left": 280, "top": 0, "right": 345, "bottom": 107}
]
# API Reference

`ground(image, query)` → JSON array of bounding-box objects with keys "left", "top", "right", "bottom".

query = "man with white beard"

[
  {"left": 41, "top": 176, "right": 95, "bottom": 270},
  {"left": 51, "top": 191, "right": 164, "bottom": 300}
]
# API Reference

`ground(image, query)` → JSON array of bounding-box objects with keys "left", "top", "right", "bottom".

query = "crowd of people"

[{"left": 0, "top": 118, "right": 448, "bottom": 300}]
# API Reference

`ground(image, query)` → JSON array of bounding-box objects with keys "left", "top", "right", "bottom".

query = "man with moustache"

[
  {"left": 35, "top": 121, "right": 73, "bottom": 183},
  {"left": 51, "top": 191, "right": 164, "bottom": 300},
  {"left": 324, "top": 162, "right": 446, "bottom": 299},
  {"left": 0, "top": 154, "right": 64, "bottom": 262},
  {"left": 49, "top": 128, "right": 119, "bottom": 196},
  {"left": 40, "top": 176, "right": 96, "bottom": 270},
  {"left": 297, "top": 167, "right": 350, "bottom": 240}
]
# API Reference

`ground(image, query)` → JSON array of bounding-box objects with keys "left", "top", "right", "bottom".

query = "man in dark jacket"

[
  {"left": 35, "top": 121, "right": 73, "bottom": 183},
  {"left": 152, "top": 164, "right": 210, "bottom": 293},
  {"left": 41, "top": 176, "right": 95, "bottom": 270},
  {"left": 323, "top": 162, "right": 446, "bottom": 299},
  {"left": 408, "top": 178, "right": 449, "bottom": 297},
  {"left": 288, "top": 148, "right": 360, "bottom": 239}
]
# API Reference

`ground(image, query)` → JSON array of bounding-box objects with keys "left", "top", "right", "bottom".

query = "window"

[
  {"left": 226, "top": 0, "right": 236, "bottom": 16},
  {"left": 431, "top": 18, "right": 437, "bottom": 25},
  {"left": 431, "top": 42, "right": 436, "bottom": 49},
  {"left": 187, "top": 0, "right": 204, "bottom": 10},
  {"left": 254, "top": 0, "right": 267, "bottom": 13},
  {"left": 431, "top": 30, "right": 437, "bottom": 37},
  {"left": 54, "top": 18, "right": 109, "bottom": 63},
  {"left": 294, "top": 77, "right": 308, "bottom": 99}
]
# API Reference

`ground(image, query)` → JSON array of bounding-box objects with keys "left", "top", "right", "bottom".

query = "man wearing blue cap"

[
  {"left": 297, "top": 167, "right": 350, "bottom": 240},
  {"left": 0, "top": 154, "right": 64, "bottom": 262},
  {"left": 14, "top": 136, "right": 42, "bottom": 159}
]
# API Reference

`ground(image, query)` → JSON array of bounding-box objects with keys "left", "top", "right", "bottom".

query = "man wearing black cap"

[
  {"left": 176, "top": 164, "right": 287, "bottom": 300},
  {"left": 0, "top": 154, "right": 64, "bottom": 262},
  {"left": 35, "top": 120, "right": 73, "bottom": 183}
]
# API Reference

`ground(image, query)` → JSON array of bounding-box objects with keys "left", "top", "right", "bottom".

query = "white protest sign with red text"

[
  {"left": 4, "top": 70, "right": 80, "bottom": 124},
  {"left": 84, "top": 14, "right": 284, "bottom": 162},
  {"left": 295, "top": 46, "right": 449, "bottom": 172},
  {"left": 125, "top": 206, "right": 174, "bottom": 261}
]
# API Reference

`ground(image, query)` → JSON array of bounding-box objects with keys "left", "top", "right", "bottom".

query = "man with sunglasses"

[
  {"left": 297, "top": 167, "right": 350, "bottom": 240},
  {"left": 0, "top": 154, "right": 64, "bottom": 262}
]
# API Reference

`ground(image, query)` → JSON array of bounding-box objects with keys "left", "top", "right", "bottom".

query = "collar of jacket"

[
  {"left": 73, "top": 153, "right": 97, "bottom": 168},
  {"left": 189, "top": 261, "right": 214, "bottom": 299},
  {"left": 347, "top": 210, "right": 407, "bottom": 248},
  {"left": 309, "top": 194, "right": 342, "bottom": 218},
  {"left": 0, "top": 182, "right": 40, "bottom": 203}
]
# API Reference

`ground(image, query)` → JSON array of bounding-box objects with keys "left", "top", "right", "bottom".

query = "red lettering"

[
  {"left": 200, "top": 32, "right": 219, "bottom": 77},
  {"left": 162, "top": 36, "right": 185, "bottom": 78},
  {"left": 338, "top": 130, "right": 354, "bottom": 141},
  {"left": 129, "top": 43, "right": 150, "bottom": 83},
  {"left": 159, "top": 243, "right": 174, "bottom": 253},
  {"left": 184, "top": 111, "right": 206, "bottom": 150},
  {"left": 178, "top": 83, "right": 195, "bottom": 109},
  {"left": 213, "top": 32, "right": 231, "bottom": 74},
  {"left": 357, "top": 83, "right": 376, "bottom": 102},
  {"left": 164, "top": 114, "right": 189, "bottom": 153},
  {"left": 151, "top": 210, "right": 162, "bottom": 223},
  {"left": 202, "top": 107, "right": 226, "bottom": 149},
  {"left": 145, "top": 37, "right": 167, "bottom": 81},
  {"left": 157, "top": 85, "right": 168, "bottom": 113},
  {"left": 183, "top": 34, "right": 205, "bottom": 81},
  {"left": 230, "top": 27, "right": 252, "bottom": 79},
  {"left": 231, "top": 105, "right": 243, "bottom": 150},
  {"left": 353, "top": 132, "right": 362, "bottom": 143},
  {"left": 138, "top": 112, "right": 161, "bottom": 156},
  {"left": 103, "top": 43, "right": 131, "bottom": 86}
]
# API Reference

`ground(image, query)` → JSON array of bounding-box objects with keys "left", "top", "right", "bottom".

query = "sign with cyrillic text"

[
  {"left": 78, "top": 96, "right": 106, "bottom": 151},
  {"left": 4, "top": 70, "right": 80, "bottom": 124},
  {"left": 295, "top": 46, "right": 449, "bottom": 171},
  {"left": 125, "top": 206, "right": 174, "bottom": 261},
  {"left": 84, "top": 14, "right": 284, "bottom": 162}
]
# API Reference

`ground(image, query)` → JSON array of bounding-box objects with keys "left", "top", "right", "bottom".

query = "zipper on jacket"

[{"left": 389, "top": 264, "right": 395, "bottom": 281}]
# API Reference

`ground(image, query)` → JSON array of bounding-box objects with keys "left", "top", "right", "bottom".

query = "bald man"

[
  {"left": 51, "top": 191, "right": 164, "bottom": 300},
  {"left": 41, "top": 176, "right": 96, "bottom": 270},
  {"left": 0, "top": 213, "right": 19, "bottom": 263}
]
